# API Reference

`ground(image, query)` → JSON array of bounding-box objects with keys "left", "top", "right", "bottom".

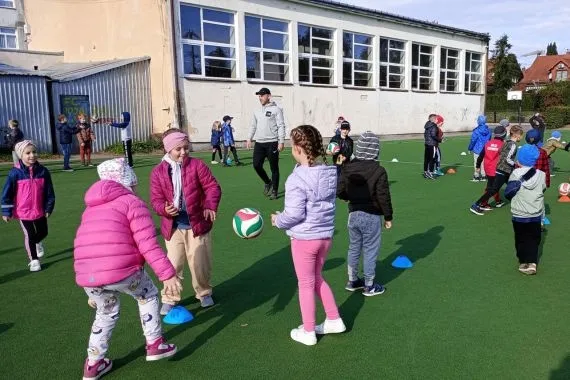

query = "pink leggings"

[{"left": 291, "top": 238, "right": 340, "bottom": 332}]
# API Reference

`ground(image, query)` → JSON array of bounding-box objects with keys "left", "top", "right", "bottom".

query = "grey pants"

[{"left": 347, "top": 211, "right": 382, "bottom": 286}]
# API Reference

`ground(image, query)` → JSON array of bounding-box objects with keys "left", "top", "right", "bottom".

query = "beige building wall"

[{"left": 24, "top": 0, "right": 178, "bottom": 133}]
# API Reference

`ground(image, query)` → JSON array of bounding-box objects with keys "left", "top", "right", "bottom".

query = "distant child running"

[
  {"left": 433, "top": 115, "right": 445, "bottom": 176},
  {"left": 326, "top": 120, "right": 353, "bottom": 175},
  {"left": 423, "top": 114, "right": 441, "bottom": 179},
  {"left": 74, "top": 158, "right": 181, "bottom": 380},
  {"left": 210, "top": 121, "right": 223, "bottom": 164},
  {"left": 6, "top": 119, "right": 24, "bottom": 166},
  {"left": 506, "top": 145, "right": 546, "bottom": 275},
  {"left": 272, "top": 125, "right": 345, "bottom": 346},
  {"left": 337, "top": 131, "right": 393, "bottom": 296},
  {"left": 56, "top": 114, "right": 79, "bottom": 171},
  {"left": 109, "top": 111, "right": 133, "bottom": 167},
  {"left": 76, "top": 113, "right": 96, "bottom": 167},
  {"left": 470, "top": 125, "right": 523, "bottom": 215},
  {"left": 541, "top": 130, "right": 569, "bottom": 176},
  {"left": 468, "top": 115, "right": 492, "bottom": 181},
  {"left": 150, "top": 129, "right": 222, "bottom": 314},
  {"left": 221, "top": 115, "right": 243, "bottom": 166},
  {"left": 1, "top": 141, "right": 55, "bottom": 272}
]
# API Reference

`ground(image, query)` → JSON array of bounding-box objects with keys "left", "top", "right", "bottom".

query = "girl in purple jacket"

[{"left": 271, "top": 125, "right": 345, "bottom": 346}]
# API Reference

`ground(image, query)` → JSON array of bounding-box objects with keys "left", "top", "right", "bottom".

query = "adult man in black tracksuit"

[{"left": 247, "top": 87, "right": 286, "bottom": 200}]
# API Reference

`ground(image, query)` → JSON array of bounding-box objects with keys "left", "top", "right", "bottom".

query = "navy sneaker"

[
  {"left": 363, "top": 283, "right": 386, "bottom": 297},
  {"left": 469, "top": 203, "right": 484, "bottom": 216},
  {"left": 345, "top": 278, "right": 365, "bottom": 292}
]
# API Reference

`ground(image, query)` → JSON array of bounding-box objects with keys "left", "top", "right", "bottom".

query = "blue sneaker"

[
  {"left": 469, "top": 203, "right": 484, "bottom": 216},
  {"left": 363, "top": 284, "right": 386, "bottom": 297},
  {"left": 345, "top": 278, "right": 365, "bottom": 292}
]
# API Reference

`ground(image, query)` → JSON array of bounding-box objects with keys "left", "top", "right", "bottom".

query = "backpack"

[{"left": 504, "top": 168, "right": 536, "bottom": 201}]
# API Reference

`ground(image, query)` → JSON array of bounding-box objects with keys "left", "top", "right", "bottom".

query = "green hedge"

[
  {"left": 486, "top": 92, "right": 537, "bottom": 112},
  {"left": 542, "top": 106, "right": 570, "bottom": 129},
  {"left": 486, "top": 82, "right": 570, "bottom": 112},
  {"left": 104, "top": 138, "right": 163, "bottom": 154}
]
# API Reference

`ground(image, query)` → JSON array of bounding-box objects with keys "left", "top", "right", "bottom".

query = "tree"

[
  {"left": 491, "top": 34, "right": 523, "bottom": 92},
  {"left": 546, "top": 42, "right": 559, "bottom": 55}
]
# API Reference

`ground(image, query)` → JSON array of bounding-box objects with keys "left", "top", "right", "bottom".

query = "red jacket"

[
  {"left": 481, "top": 138, "right": 504, "bottom": 177},
  {"left": 150, "top": 157, "right": 221, "bottom": 240}
]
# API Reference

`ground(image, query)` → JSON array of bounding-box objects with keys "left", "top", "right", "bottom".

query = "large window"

[
  {"left": 555, "top": 70, "right": 567, "bottom": 81},
  {"left": 0, "top": 27, "right": 17, "bottom": 49},
  {"left": 179, "top": 5, "right": 236, "bottom": 78},
  {"left": 440, "top": 47, "right": 460, "bottom": 92},
  {"left": 465, "top": 51, "right": 482, "bottom": 93},
  {"left": 298, "top": 24, "right": 335, "bottom": 85},
  {"left": 342, "top": 32, "right": 373, "bottom": 87},
  {"left": 0, "top": 1, "right": 15, "bottom": 8},
  {"left": 380, "top": 38, "right": 405, "bottom": 89},
  {"left": 245, "top": 16, "right": 289, "bottom": 82},
  {"left": 411, "top": 43, "right": 434, "bottom": 90}
]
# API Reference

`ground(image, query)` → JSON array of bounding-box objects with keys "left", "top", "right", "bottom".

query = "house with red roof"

[{"left": 517, "top": 53, "right": 570, "bottom": 91}]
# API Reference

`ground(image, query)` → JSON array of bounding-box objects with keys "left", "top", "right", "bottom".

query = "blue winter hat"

[
  {"left": 517, "top": 144, "right": 540, "bottom": 167},
  {"left": 551, "top": 131, "right": 562, "bottom": 139},
  {"left": 525, "top": 129, "right": 541, "bottom": 145}
]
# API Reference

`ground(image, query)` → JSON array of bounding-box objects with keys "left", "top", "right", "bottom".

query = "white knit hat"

[{"left": 97, "top": 158, "right": 137, "bottom": 188}]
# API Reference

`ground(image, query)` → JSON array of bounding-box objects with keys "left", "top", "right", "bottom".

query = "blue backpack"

[{"left": 504, "top": 168, "right": 536, "bottom": 201}]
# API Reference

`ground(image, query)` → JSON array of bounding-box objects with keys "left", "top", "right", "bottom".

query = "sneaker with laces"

[
  {"left": 471, "top": 174, "right": 481, "bottom": 182},
  {"left": 522, "top": 263, "right": 537, "bottom": 275},
  {"left": 518, "top": 263, "right": 529, "bottom": 273},
  {"left": 494, "top": 201, "right": 505, "bottom": 208},
  {"left": 469, "top": 203, "right": 484, "bottom": 216},
  {"left": 345, "top": 278, "right": 365, "bottom": 291},
  {"left": 200, "top": 295, "right": 214, "bottom": 308},
  {"left": 36, "top": 242, "right": 45, "bottom": 258},
  {"left": 263, "top": 182, "right": 272, "bottom": 196},
  {"left": 480, "top": 175, "right": 487, "bottom": 181},
  {"left": 363, "top": 283, "right": 386, "bottom": 297},
  {"left": 424, "top": 171, "right": 436, "bottom": 180},
  {"left": 314, "top": 318, "right": 346, "bottom": 335},
  {"left": 269, "top": 192, "right": 278, "bottom": 200},
  {"left": 83, "top": 358, "right": 113, "bottom": 380},
  {"left": 479, "top": 204, "right": 492, "bottom": 211},
  {"left": 211, "top": 160, "right": 219, "bottom": 164},
  {"left": 29, "top": 260, "right": 41, "bottom": 272},
  {"left": 290, "top": 326, "right": 317, "bottom": 346},
  {"left": 160, "top": 303, "right": 174, "bottom": 316},
  {"left": 146, "top": 337, "right": 177, "bottom": 361}
]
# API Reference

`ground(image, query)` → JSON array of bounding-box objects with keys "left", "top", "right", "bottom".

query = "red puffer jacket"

[{"left": 150, "top": 157, "right": 222, "bottom": 240}]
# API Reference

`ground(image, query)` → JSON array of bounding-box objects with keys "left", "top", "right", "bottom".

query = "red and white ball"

[{"left": 559, "top": 183, "right": 570, "bottom": 196}]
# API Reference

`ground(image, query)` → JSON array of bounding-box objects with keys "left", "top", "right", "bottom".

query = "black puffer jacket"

[
  {"left": 337, "top": 159, "right": 393, "bottom": 220},
  {"left": 424, "top": 121, "right": 440, "bottom": 146}
]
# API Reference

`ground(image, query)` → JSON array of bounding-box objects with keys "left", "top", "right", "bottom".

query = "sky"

[{"left": 339, "top": 0, "right": 570, "bottom": 67}]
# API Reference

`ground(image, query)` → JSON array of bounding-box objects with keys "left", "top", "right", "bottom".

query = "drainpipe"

[{"left": 168, "top": 0, "right": 183, "bottom": 129}]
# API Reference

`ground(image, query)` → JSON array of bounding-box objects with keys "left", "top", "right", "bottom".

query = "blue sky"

[{"left": 340, "top": 0, "right": 570, "bottom": 67}]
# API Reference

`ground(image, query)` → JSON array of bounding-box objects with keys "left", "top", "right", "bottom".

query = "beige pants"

[
  {"left": 161, "top": 229, "right": 212, "bottom": 305},
  {"left": 473, "top": 153, "right": 486, "bottom": 177}
]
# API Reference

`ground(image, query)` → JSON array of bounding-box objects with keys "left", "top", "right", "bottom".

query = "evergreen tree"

[{"left": 491, "top": 35, "right": 523, "bottom": 92}]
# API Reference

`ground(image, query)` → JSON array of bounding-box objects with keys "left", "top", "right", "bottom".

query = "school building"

[{"left": 22, "top": 0, "right": 489, "bottom": 144}]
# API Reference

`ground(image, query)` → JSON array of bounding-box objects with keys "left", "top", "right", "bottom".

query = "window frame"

[
  {"left": 0, "top": 27, "right": 17, "bottom": 49},
  {"left": 342, "top": 31, "right": 373, "bottom": 88},
  {"left": 297, "top": 23, "right": 335, "bottom": 85},
  {"left": 555, "top": 70, "right": 568, "bottom": 81},
  {"left": 439, "top": 47, "right": 460, "bottom": 92},
  {"left": 0, "top": 1, "right": 15, "bottom": 9},
  {"left": 411, "top": 42, "right": 435, "bottom": 91},
  {"left": 178, "top": 3, "right": 237, "bottom": 79},
  {"left": 379, "top": 37, "right": 406, "bottom": 90},
  {"left": 464, "top": 51, "right": 483, "bottom": 93},
  {"left": 245, "top": 15, "right": 290, "bottom": 83}
]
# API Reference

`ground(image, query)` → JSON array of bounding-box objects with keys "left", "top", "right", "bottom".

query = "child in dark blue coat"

[
  {"left": 221, "top": 115, "right": 242, "bottom": 166},
  {"left": 56, "top": 114, "right": 79, "bottom": 171},
  {"left": 211, "top": 121, "right": 222, "bottom": 164}
]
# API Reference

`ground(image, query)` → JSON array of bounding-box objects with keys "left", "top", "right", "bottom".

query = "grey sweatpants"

[{"left": 347, "top": 211, "right": 382, "bottom": 286}]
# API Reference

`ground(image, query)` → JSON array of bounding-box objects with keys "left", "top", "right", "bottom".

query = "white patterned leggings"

[{"left": 83, "top": 270, "right": 162, "bottom": 362}]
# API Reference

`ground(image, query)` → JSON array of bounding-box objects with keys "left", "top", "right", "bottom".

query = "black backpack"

[{"left": 504, "top": 168, "right": 536, "bottom": 201}]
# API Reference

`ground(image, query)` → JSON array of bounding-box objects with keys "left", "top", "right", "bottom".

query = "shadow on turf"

[
  {"left": 550, "top": 355, "right": 570, "bottom": 380},
  {"left": 0, "top": 247, "right": 19, "bottom": 256},
  {"left": 112, "top": 246, "right": 345, "bottom": 367},
  {"left": 0, "top": 322, "right": 14, "bottom": 335},
  {"left": 381, "top": 226, "right": 444, "bottom": 286},
  {"left": 0, "top": 247, "right": 73, "bottom": 285}
]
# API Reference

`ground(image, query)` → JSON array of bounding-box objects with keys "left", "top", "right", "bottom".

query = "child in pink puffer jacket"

[{"left": 74, "top": 158, "right": 182, "bottom": 380}]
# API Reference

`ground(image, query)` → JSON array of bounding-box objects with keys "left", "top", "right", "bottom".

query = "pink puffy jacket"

[
  {"left": 150, "top": 157, "right": 221, "bottom": 241},
  {"left": 74, "top": 180, "right": 176, "bottom": 287}
]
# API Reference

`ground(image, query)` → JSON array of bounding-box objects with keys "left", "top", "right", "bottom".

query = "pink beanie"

[{"left": 163, "top": 131, "right": 189, "bottom": 153}]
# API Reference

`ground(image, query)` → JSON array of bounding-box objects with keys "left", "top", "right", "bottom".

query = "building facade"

[
  {"left": 24, "top": 0, "right": 488, "bottom": 143},
  {"left": 0, "top": 0, "right": 27, "bottom": 50}
]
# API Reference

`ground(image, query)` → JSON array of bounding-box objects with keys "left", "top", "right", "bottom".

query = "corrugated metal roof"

[
  {"left": 0, "top": 63, "right": 47, "bottom": 76},
  {"left": 42, "top": 56, "right": 151, "bottom": 81},
  {"left": 288, "top": 0, "right": 490, "bottom": 41}
]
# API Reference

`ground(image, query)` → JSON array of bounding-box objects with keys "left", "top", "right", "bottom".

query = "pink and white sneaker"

[
  {"left": 83, "top": 358, "right": 112, "bottom": 380},
  {"left": 146, "top": 337, "right": 177, "bottom": 361}
]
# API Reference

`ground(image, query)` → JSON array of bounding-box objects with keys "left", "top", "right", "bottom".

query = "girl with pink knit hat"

[
  {"left": 150, "top": 129, "right": 222, "bottom": 315},
  {"left": 74, "top": 158, "right": 182, "bottom": 380}
]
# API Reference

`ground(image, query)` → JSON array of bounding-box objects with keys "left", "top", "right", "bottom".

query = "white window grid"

[
  {"left": 0, "top": 1, "right": 15, "bottom": 8},
  {"left": 343, "top": 32, "right": 373, "bottom": 87},
  {"left": 440, "top": 47, "right": 460, "bottom": 92},
  {"left": 245, "top": 16, "right": 290, "bottom": 82},
  {"left": 411, "top": 43, "right": 434, "bottom": 91},
  {"left": 0, "top": 27, "right": 17, "bottom": 49},
  {"left": 380, "top": 37, "right": 406, "bottom": 89},
  {"left": 298, "top": 24, "right": 335, "bottom": 84},
  {"left": 555, "top": 70, "right": 568, "bottom": 81},
  {"left": 179, "top": 4, "right": 236, "bottom": 78},
  {"left": 465, "top": 51, "right": 482, "bottom": 93}
]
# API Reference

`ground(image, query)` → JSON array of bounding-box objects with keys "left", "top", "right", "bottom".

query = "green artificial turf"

[{"left": 1, "top": 137, "right": 570, "bottom": 379}]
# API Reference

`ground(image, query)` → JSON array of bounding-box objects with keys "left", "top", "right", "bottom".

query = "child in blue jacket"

[
  {"left": 221, "top": 115, "right": 242, "bottom": 166},
  {"left": 109, "top": 112, "right": 133, "bottom": 167},
  {"left": 211, "top": 121, "right": 223, "bottom": 164},
  {"left": 468, "top": 115, "right": 491, "bottom": 181}
]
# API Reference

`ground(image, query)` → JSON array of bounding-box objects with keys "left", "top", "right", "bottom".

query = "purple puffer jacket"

[{"left": 275, "top": 164, "right": 337, "bottom": 240}]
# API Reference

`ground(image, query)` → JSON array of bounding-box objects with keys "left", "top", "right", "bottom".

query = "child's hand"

[
  {"left": 163, "top": 276, "right": 182, "bottom": 297},
  {"left": 384, "top": 220, "right": 392, "bottom": 229},
  {"left": 271, "top": 212, "right": 280, "bottom": 226},
  {"left": 203, "top": 209, "right": 216, "bottom": 222},
  {"left": 2, "top": 216, "right": 10, "bottom": 222},
  {"left": 88, "top": 298, "right": 97, "bottom": 309},
  {"left": 164, "top": 202, "right": 179, "bottom": 216},
  {"left": 81, "top": 143, "right": 85, "bottom": 147}
]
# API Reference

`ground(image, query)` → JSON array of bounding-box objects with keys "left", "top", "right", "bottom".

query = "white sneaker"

[
  {"left": 290, "top": 326, "right": 317, "bottom": 346},
  {"left": 36, "top": 242, "right": 44, "bottom": 258},
  {"left": 211, "top": 161, "right": 219, "bottom": 164},
  {"left": 314, "top": 318, "right": 346, "bottom": 335},
  {"left": 29, "top": 260, "right": 41, "bottom": 272}
]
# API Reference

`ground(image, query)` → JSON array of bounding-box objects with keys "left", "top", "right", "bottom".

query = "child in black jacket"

[{"left": 326, "top": 120, "right": 353, "bottom": 175}]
